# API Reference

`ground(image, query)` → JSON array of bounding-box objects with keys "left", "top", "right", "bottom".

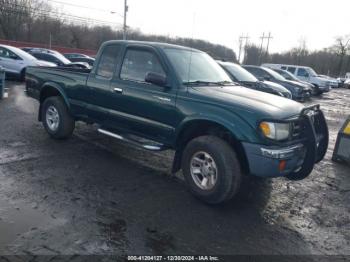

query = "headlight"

[{"left": 259, "top": 121, "right": 291, "bottom": 141}]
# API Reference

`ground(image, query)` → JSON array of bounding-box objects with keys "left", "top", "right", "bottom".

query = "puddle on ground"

[{"left": 0, "top": 198, "right": 57, "bottom": 252}]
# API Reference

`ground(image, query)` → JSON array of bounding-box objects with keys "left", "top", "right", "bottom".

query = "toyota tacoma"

[{"left": 25, "top": 40, "right": 329, "bottom": 204}]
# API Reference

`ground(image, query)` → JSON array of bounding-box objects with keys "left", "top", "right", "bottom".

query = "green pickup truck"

[{"left": 26, "top": 40, "right": 329, "bottom": 204}]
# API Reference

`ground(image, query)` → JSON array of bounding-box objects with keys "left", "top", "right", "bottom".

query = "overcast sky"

[{"left": 50, "top": 0, "right": 350, "bottom": 54}]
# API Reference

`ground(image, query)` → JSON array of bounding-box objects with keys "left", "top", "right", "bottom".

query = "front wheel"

[
  {"left": 181, "top": 136, "right": 242, "bottom": 204},
  {"left": 41, "top": 96, "right": 75, "bottom": 139}
]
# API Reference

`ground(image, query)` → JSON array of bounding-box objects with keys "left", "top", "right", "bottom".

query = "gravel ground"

[{"left": 0, "top": 81, "right": 349, "bottom": 259}]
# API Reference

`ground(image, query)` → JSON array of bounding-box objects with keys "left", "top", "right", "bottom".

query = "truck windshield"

[
  {"left": 164, "top": 48, "right": 232, "bottom": 85},
  {"left": 221, "top": 63, "right": 257, "bottom": 82}
]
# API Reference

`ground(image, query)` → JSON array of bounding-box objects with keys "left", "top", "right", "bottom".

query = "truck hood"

[{"left": 190, "top": 85, "right": 304, "bottom": 120}]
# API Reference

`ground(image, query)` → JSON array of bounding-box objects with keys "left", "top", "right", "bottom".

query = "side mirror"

[
  {"left": 145, "top": 72, "right": 167, "bottom": 86},
  {"left": 264, "top": 76, "right": 271, "bottom": 81},
  {"left": 304, "top": 73, "right": 309, "bottom": 78},
  {"left": 258, "top": 77, "right": 265, "bottom": 81}
]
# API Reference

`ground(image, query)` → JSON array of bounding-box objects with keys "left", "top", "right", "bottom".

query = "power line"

[
  {"left": 46, "top": 0, "right": 124, "bottom": 17},
  {"left": 3, "top": 3, "right": 123, "bottom": 27}
]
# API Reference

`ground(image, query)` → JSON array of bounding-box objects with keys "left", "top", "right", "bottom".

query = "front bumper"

[
  {"left": 318, "top": 85, "right": 330, "bottom": 92},
  {"left": 294, "top": 90, "right": 311, "bottom": 100},
  {"left": 242, "top": 142, "right": 306, "bottom": 177},
  {"left": 243, "top": 105, "right": 329, "bottom": 179}
]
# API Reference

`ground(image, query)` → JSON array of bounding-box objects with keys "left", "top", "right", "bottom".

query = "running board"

[{"left": 97, "top": 128, "right": 166, "bottom": 151}]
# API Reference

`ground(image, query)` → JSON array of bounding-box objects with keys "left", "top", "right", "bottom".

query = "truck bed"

[{"left": 25, "top": 66, "right": 91, "bottom": 101}]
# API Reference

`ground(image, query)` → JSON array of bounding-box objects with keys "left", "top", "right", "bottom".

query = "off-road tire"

[
  {"left": 41, "top": 96, "right": 75, "bottom": 139},
  {"left": 181, "top": 135, "right": 242, "bottom": 204}
]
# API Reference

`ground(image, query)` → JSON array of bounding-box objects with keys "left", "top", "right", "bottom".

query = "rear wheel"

[
  {"left": 181, "top": 136, "right": 242, "bottom": 204},
  {"left": 41, "top": 96, "right": 75, "bottom": 139}
]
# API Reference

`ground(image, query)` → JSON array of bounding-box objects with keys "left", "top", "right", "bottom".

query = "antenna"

[{"left": 186, "top": 12, "right": 196, "bottom": 83}]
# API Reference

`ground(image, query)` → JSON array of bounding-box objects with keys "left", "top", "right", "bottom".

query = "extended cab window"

[
  {"left": 96, "top": 45, "right": 120, "bottom": 78},
  {"left": 120, "top": 49, "right": 165, "bottom": 82}
]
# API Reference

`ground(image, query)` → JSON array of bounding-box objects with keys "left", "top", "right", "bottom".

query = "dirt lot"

[{"left": 0, "top": 81, "right": 349, "bottom": 259}]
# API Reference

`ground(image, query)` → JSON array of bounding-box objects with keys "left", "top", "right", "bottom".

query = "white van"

[{"left": 262, "top": 63, "right": 331, "bottom": 93}]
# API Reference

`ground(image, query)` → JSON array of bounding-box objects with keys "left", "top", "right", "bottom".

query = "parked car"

[
  {"left": 262, "top": 63, "right": 331, "bottom": 93},
  {"left": 242, "top": 65, "right": 312, "bottom": 101},
  {"left": 344, "top": 79, "right": 350, "bottom": 89},
  {"left": 336, "top": 77, "right": 346, "bottom": 88},
  {"left": 28, "top": 49, "right": 90, "bottom": 69},
  {"left": 218, "top": 61, "right": 292, "bottom": 99},
  {"left": 25, "top": 40, "right": 329, "bottom": 204},
  {"left": 318, "top": 75, "right": 339, "bottom": 88},
  {"left": 22, "top": 47, "right": 57, "bottom": 54},
  {"left": 64, "top": 53, "right": 95, "bottom": 66},
  {"left": 0, "top": 44, "right": 56, "bottom": 80},
  {"left": 272, "top": 68, "right": 319, "bottom": 95}
]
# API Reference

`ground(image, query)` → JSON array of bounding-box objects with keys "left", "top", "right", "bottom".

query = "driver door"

[{"left": 108, "top": 47, "right": 178, "bottom": 144}]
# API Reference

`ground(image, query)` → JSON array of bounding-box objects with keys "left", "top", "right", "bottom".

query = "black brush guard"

[{"left": 287, "top": 104, "right": 329, "bottom": 180}]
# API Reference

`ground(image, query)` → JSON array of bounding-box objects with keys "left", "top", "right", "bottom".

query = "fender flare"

[
  {"left": 174, "top": 114, "right": 258, "bottom": 146},
  {"left": 38, "top": 82, "right": 70, "bottom": 121}
]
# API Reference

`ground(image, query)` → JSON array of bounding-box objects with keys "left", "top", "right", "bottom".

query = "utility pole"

[
  {"left": 49, "top": 33, "right": 52, "bottom": 49},
  {"left": 123, "top": 0, "right": 128, "bottom": 40},
  {"left": 238, "top": 34, "right": 249, "bottom": 63},
  {"left": 259, "top": 32, "right": 266, "bottom": 64},
  {"left": 265, "top": 32, "right": 273, "bottom": 59},
  {"left": 238, "top": 36, "right": 243, "bottom": 62}
]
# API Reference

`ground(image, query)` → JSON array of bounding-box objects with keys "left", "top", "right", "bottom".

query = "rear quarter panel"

[{"left": 26, "top": 67, "right": 89, "bottom": 115}]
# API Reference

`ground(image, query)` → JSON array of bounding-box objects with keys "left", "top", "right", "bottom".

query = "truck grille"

[
  {"left": 292, "top": 121, "right": 303, "bottom": 139},
  {"left": 290, "top": 105, "right": 324, "bottom": 142}
]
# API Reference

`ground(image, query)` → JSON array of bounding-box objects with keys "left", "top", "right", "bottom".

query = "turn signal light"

[
  {"left": 260, "top": 122, "right": 271, "bottom": 136},
  {"left": 279, "top": 160, "right": 287, "bottom": 172}
]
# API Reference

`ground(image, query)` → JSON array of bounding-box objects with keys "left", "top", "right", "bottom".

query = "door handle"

[{"left": 113, "top": 87, "right": 123, "bottom": 94}]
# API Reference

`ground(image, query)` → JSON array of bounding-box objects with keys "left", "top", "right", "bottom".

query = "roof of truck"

[{"left": 103, "top": 40, "right": 201, "bottom": 52}]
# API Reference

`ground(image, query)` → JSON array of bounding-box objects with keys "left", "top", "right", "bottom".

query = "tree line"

[
  {"left": 243, "top": 37, "right": 350, "bottom": 77},
  {"left": 1, "top": 0, "right": 349, "bottom": 76},
  {"left": 0, "top": 0, "right": 237, "bottom": 62}
]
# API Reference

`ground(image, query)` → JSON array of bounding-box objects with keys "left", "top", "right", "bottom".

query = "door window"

[
  {"left": 297, "top": 68, "right": 309, "bottom": 77},
  {"left": 287, "top": 67, "right": 296, "bottom": 74},
  {"left": 0, "top": 47, "right": 19, "bottom": 60},
  {"left": 96, "top": 45, "right": 120, "bottom": 78},
  {"left": 247, "top": 67, "right": 269, "bottom": 79},
  {"left": 120, "top": 49, "right": 165, "bottom": 82}
]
